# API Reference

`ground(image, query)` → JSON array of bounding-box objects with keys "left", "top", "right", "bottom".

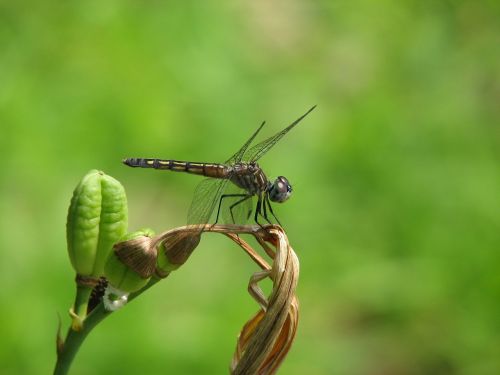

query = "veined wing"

[
  {"left": 187, "top": 177, "right": 230, "bottom": 227},
  {"left": 186, "top": 119, "right": 268, "bottom": 228},
  {"left": 224, "top": 121, "right": 266, "bottom": 165},
  {"left": 186, "top": 119, "right": 265, "bottom": 228},
  {"left": 243, "top": 106, "right": 316, "bottom": 162}
]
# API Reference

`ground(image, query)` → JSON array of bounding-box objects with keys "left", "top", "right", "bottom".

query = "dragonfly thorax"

[
  {"left": 229, "top": 162, "right": 269, "bottom": 195},
  {"left": 267, "top": 176, "right": 292, "bottom": 203}
]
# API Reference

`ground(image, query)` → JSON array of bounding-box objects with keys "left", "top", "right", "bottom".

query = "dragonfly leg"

[
  {"left": 215, "top": 193, "right": 248, "bottom": 224},
  {"left": 265, "top": 194, "right": 282, "bottom": 226},
  {"left": 253, "top": 195, "right": 265, "bottom": 229},
  {"left": 262, "top": 195, "right": 272, "bottom": 224},
  {"left": 229, "top": 195, "right": 252, "bottom": 224}
]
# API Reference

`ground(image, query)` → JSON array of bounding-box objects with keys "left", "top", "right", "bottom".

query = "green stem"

[
  {"left": 71, "top": 285, "right": 93, "bottom": 331},
  {"left": 54, "top": 277, "right": 165, "bottom": 375}
]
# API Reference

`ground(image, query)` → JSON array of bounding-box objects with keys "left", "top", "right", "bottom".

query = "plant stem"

[
  {"left": 70, "top": 285, "right": 93, "bottom": 331},
  {"left": 54, "top": 277, "right": 164, "bottom": 375}
]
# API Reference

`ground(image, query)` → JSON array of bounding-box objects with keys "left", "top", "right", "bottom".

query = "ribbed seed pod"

[
  {"left": 66, "top": 170, "right": 128, "bottom": 278},
  {"left": 104, "top": 229, "right": 157, "bottom": 294},
  {"left": 66, "top": 170, "right": 128, "bottom": 330}
]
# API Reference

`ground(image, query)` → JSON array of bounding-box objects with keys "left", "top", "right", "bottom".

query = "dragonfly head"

[{"left": 268, "top": 176, "right": 292, "bottom": 203}]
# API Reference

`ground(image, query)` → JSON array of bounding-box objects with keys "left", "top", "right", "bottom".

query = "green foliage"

[{"left": 0, "top": 1, "right": 499, "bottom": 374}]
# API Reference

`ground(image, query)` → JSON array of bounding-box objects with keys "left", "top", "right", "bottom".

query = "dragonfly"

[{"left": 123, "top": 106, "right": 316, "bottom": 230}]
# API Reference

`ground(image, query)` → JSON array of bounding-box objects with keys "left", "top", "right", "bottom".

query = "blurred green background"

[{"left": 1, "top": 1, "right": 499, "bottom": 374}]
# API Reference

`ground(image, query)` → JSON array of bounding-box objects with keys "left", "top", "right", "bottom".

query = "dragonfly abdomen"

[{"left": 123, "top": 158, "right": 229, "bottom": 178}]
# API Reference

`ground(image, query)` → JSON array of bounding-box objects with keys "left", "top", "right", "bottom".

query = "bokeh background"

[{"left": 1, "top": 1, "right": 499, "bottom": 374}]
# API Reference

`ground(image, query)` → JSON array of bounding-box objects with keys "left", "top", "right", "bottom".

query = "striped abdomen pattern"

[{"left": 123, "top": 158, "right": 229, "bottom": 178}]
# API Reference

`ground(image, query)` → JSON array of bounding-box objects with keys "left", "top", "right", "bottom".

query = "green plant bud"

[
  {"left": 66, "top": 170, "right": 128, "bottom": 278},
  {"left": 156, "top": 229, "right": 201, "bottom": 277},
  {"left": 104, "top": 229, "right": 157, "bottom": 293}
]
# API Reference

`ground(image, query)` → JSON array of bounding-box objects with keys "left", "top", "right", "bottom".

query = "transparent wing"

[
  {"left": 187, "top": 177, "right": 230, "bottom": 228},
  {"left": 230, "top": 195, "right": 253, "bottom": 224},
  {"left": 224, "top": 121, "right": 266, "bottom": 164},
  {"left": 243, "top": 106, "right": 316, "bottom": 162},
  {"left": 219, "top": 185, "right": 254, "bottom": 225},
  {"left": 185, "top": 120, "right": 266, "bottom": 229}
]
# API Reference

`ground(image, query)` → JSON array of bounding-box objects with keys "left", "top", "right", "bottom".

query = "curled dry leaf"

[
  {"left": 153, "top": 226, "right": 202, "bottom": 277},
  {"left": 147, "top": 224, "right": 299, "bottom": 374},
  {"left": 113, "top": 235, "right": 158, "bottom": 278},
  {"left": 207, "top": 224, "right": 300, "bottom": 375},
  {"left": 104, "top": 231, "right": 158, "bottom": 294}
]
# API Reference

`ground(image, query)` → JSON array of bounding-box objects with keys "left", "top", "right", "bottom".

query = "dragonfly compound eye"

[{"left": 269, "top": 176, "right": 292, "bottom": 203}]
